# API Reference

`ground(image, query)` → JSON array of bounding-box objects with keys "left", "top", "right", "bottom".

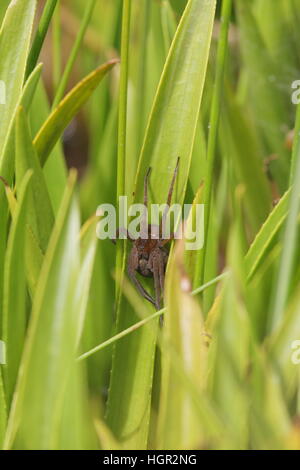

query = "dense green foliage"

[{"left": 0, "top": 0, "right": 300, "bottom": 450}]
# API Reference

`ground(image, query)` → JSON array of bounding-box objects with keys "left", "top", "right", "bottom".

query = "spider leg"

[
  {"left": 152, "top": 259, "right": 161, "bottom": 310},
  {"left": 150, "top": 250, "right": 166, "bottom": 326},
  {"left": 166, "top": 157, "right": 180, "bottom": 207},
  {"left": 141, "top": 167, "right": 151, "bottom": 238},
  {"left": 127, "top": 246, "right": 156, "bottom": 306},
  {"left": 144, "top": 166, "right": 151, "bottom": 208},
  {"left": 128, "top": 268, "right": 156, "bottom": 307},
  {"left": 150, "top": 249, "right": 165, "bottom": 311},
  {"left": 158, "top": 252, "right": 165, "bottom": 294},
  {"left": 160, "top": 232, "right": 175, "bottom": 247},
  {"left": 160, "top": 157, "right": 180, "bottom": 238}
]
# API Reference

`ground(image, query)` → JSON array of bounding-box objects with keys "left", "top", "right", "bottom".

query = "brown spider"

[{"left": 113, "top": 158, "right": 179, "bottom": 310}]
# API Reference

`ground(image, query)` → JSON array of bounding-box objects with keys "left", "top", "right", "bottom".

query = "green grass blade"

[
  {"left": 14, "top": 107, "right": 55, "bottom": 295},
  {"left": 196, "top": 0, "right": 232, "bottom": 286},
  {"left": 52, "top": 0, "right": 97, "bottom": 109},
  {"left": 157, "top": 241, "right": 208, "bottom": 449},
  {"left": 268, "top": 288, "right": 300, "bottom": 401},
  {"left": 15, "top": 107, "right": 54, "bottom": 254},
  {"left": 57, "top": 220, "right": 99, "bottom": 450},
  {"left": 79, "top": 105, "right": 117, "bottom": 394},
  {"left": 4, "top": 172, "right": 82, "bottom": 449},
  {"left": 220, "top": 86, "right": 271, "bottom": 231},
  {"left": 115, "top": 0, "right": 132, "bottom": 307},
  {"left": 133, "top": 0, "right": 217, "bottom": 205},
  {"left": 236, "top": 1, "right": 290, "bottom": 191},
  {"left": 209, "top": 220, "right": 251, "bottom": 449},
  {"left": 2, "top": 171, "right": 33, "bottom": 406},
  {"left": 77, "top": 217, "right": 98, "bottom": 344},
  {"left": 0, "top": 0, "right": 36, "bottom": 162},
  {"left": 123, "top": 269, "right": 226, "bottom": 449},
  {"left": 107, "top": 0, "right": 217, "bottom": 449},
  {"left": 58, "top": 362, "right": 99, "bottom": 450},
  {"left": 28, "top": 80, "right": 67, "bottom": 214},
  {"left": 34, "top": 59, "right": 119, "bottom": 167},
  {"left": 0, "top": 63, "right": 43, "bottom": 184},
  {"left": 245, "top": 190, "right": 291, "bottom": 281},
  {"left": 78, "top": 273, "right": 228, "bottom": 361},
  {"left": 0, "top": 63, "right": 42, "bottom": 331},
  {"left": 290, "top": 104, "right": 300, "bottom": 184},
  {"left": 52, "top": 1, "right": 62, "bottom": 90},
  {"left": 25, "top": 0, "right": 58, "bottom": 79},
  {"left": 270, "top": 142, "right": 300, "bottom": 331},
  {"left": 20, "top": 64, "right": 44, "bottom": 113}
]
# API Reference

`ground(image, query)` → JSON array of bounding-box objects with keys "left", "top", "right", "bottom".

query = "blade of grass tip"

[
  {"left": 270, "top": 105, "right": 300, "bottom": 332},
  {"left": 34, "top": 59, "right": 119, "bottom": 167},
  {"left": 25, "top": 0, "right": 58, "bottom": 80},
  {"left": 133, "top": 0, "right": 217, "bottom": 206},
  {"left": 52, "top": 0, "right": 97, "bottom": 109},
  {"left": 77, "top": 272, "right": 228, "bottom": 361},
  {"left": 0, "top": 0, "right": 36, "bottom": 162},
  {"left": 28, "top": 73, "right": 67, "bottom": 214},
  {"left": 0, "top": 62, "right": 42, "bottom": 187},
  {"left": 115, "top": 0, "right": 132, "bottom": 311},
  {"left": 15, "top": 107, "right": 54, "bottom": 255},
  {"left": 245, "top": 188, "right": 291, "bottom": 281},
  {"left": 196, "top": 0, "right": 232, "bottom": 287}
]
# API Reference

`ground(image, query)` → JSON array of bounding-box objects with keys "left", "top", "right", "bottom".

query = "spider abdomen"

[{"left": 138, "top": 258, "right": 153, "bottom": 277}]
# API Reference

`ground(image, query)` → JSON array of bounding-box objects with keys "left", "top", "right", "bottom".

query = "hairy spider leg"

[
  {"left": 160, "top": 157, "right": 180, "bottom": 241},
  {"left": 127, "top": 244, "right": 156, "bottom": 306},
  {"left": 141, "top": 166, "right": 152, "bottom": 239},
  {"left": 148, "top": 249, "right": 166, "bottom": 325},
  {"left": 152, "top": 256, "right": 161, "bottom": 310}
]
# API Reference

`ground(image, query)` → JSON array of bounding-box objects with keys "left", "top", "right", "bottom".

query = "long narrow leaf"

[
  {"left": 107, "top": 0, "right": 217, "bottom": 449},
  {"left": 0, "top": 0, "right": 36, "bottom": 161},
  {"left": 4, "top": 172, "right": 81, "bottom": 449},
  {"left": 34, "top": 59, "right": 119, "bottom": 166}
]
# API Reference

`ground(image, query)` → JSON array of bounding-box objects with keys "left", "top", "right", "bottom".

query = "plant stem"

[
  {"left": 270, "top": 128, "right": 300, "bottom": 331},
  {"left": 77, "top": 271, "right": 228, "bottom": 360},
  {"left": 115, "top": 0, "right": 132, "bottom": 310},
  {"left": 52, "top": 0, "right": 97, "bottom": 109},
  {"left": 290, "top": 103, "right": 300, "bottom": 184},
  {"left": 195, "top": 0, "right": 232, "bottom": 287},
  {"left": 26, "top": 0, "right": 58, "bottom": 80},
  {"left": 52, "top": 0, "right": 61, "bottom": 91}
]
